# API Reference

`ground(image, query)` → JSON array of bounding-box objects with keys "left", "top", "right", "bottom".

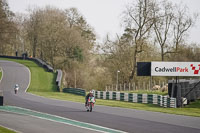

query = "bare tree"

[
  {"left": 173, "top": 5, "right": 198, "bottom": 52},
  {"left": 122, "top": 0, "right": 155, "bottom": 80},
  {"left": 153, "top": 1, "right": 174, "bottom": 61}
]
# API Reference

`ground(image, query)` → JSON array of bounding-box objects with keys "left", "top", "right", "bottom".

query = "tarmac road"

[{"left": 0, "top": 60, "right": 200, "bottom": 133}]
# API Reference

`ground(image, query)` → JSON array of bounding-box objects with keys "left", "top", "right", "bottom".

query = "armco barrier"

[
  {"left": 56, "top": 69, "right": 62, "bottom": 91},
  {"left": 94, "top": 91, "right": 176, "bottom": 108},
  {"left": 0, "top": 55, "right": 53, "bottom": 72},
  {"left": 63, "top": 88, "right": 86, "bottom": 96}
]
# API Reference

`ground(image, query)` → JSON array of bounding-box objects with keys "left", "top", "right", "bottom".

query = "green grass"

[
  {"left": 1, "top": 58, "right": 200, "bottom": 117},
  {"left": 0, "top": 126, "right": 16, "bottom": 133}
]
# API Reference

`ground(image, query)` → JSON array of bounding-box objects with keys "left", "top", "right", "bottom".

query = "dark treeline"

[{"left": 0, "top": 0, "right": 199, "bottom": 90}]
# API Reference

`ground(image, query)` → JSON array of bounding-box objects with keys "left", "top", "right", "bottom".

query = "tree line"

[{"left": 0, "top": 0, "right": 199, "bottom": 90}]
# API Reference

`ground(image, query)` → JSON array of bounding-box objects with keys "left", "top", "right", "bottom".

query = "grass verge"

[
  {"left": 0, "top": 58, "right": 200, "bottom": 117},
  {"left": 0, "top": 126, "right": 16, "bottom": 133}
]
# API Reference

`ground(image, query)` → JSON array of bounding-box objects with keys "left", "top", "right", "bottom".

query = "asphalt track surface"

[{"left": 0, "top": 60, "right": 200, "bottom": 133}]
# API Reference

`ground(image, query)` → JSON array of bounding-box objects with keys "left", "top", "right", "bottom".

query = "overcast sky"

[{"left": 7, "top": 0, "right": 200, "bottom": 44}]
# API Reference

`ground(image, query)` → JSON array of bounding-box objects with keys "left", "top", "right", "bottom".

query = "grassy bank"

[
  {"left": 0, "top": 58, "right": 200, "bottom": 117},
  {"left": 0, "top": 126, "right": 16, "bottom": 133}
]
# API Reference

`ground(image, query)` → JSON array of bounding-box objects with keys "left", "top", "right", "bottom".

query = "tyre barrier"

[
  {"left": 94, "top": 91, "right": 176, "bottom": 108},
  {"left": 63, "top": 88, "right": 86, "bottom": 96}
]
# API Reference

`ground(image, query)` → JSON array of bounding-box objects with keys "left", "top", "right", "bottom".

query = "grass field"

[
  {"left": 0, "top": 58, "right": 200, "bottom": 117},
  {"left": 0, "top": 126, "right": 16, "bottom": 133}
]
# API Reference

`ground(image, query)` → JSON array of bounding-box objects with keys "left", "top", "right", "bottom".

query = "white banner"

[{"left": 151, "top": 62, "right": 200, "bottom": 76}]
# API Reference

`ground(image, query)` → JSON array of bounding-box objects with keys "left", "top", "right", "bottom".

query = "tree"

[
  {"left": 153, "top": 0, "right": 174, "bottom": 61},
  {"left": 0, "top": 0, "right": 16, "bottom": 55},
  {"left": 22, "top": 6, "right": 96, "bottom": 89},
  {"left": 25, "top": 8, "right": 42, "bottom": 58},
  {"left": 65, "top": 8, "right": 96, "bottom": 45},
  {"left": 173, "top": 5, "right": 198, "bottom": 53},
  {"left": 122, "top": 0, "right": 155, "bottom": 80}
]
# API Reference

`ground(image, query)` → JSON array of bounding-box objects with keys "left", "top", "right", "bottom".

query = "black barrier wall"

[
  {"left": 168, "top": 79, "right": 200, "bottom": 107},
  {"left": 0, "top": 91, "right": 3, "bottom": 106}
]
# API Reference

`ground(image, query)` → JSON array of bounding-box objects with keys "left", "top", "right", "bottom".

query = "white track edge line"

[{"left": 0, "top": 107, "right": 126, "bottom": 133}]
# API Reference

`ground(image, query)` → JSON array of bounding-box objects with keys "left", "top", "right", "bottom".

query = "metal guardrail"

[
  {"left": 56, "top": 69, "right": 62, "bottom": 91},
  {"left": 0, "top": 55, "right": 54, "bottom": 72}
]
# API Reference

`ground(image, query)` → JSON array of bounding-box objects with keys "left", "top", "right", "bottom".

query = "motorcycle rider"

[
  {"left": 14, "top": 84, "right": 19, "bottom": 94},
  {"left": 85, "top": 90, "right": 94, "bottom": 111}
]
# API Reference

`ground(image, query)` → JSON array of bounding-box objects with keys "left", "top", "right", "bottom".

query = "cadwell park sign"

[
  {"left": 151, "top": 62, "right": 200, "bottom": 76},
  {"left": 137, "top": 61, "right": 200, "bottom": 108}
]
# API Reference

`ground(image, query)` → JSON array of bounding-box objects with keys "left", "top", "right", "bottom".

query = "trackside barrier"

[
  {"left": 56, "top": 69, "right": 62, "bottom": 91},
  {"left": 168, "top": 79, "right": 200, "bottom": 107},
  {"left": 94, "top": 91, "right": 176, "bottom": 108},
  {"left": 0, "top": 91, "right": 3, "bottom": 106},
  {"left": 63, "top": 88, "right": 86, "bottom": 96},
  {"left": 29, "top": 58, "right": 53, "bottom": 72},
  {"left": 0, "top": 55, "right": 53, "bottom": 72}
]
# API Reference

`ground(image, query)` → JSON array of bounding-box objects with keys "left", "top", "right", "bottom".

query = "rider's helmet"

[
  {"left": 15, "top": 84, "right": 19, "bottom": 87},
  {"left": 89, "top": 90, "right": 93, "bottom": 94}
]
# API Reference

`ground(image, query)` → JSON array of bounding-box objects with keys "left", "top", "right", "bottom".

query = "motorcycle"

[
  {"left": 14, "top": 85, "right": 19, "bottom": 94},
  {"left": 86, "top": 96, "right": 95, "bottom": 112}
]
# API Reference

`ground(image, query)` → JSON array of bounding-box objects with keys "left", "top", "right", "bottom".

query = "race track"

[{"left": 0, "top": 60, "right": 200, "bottom": 133}]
